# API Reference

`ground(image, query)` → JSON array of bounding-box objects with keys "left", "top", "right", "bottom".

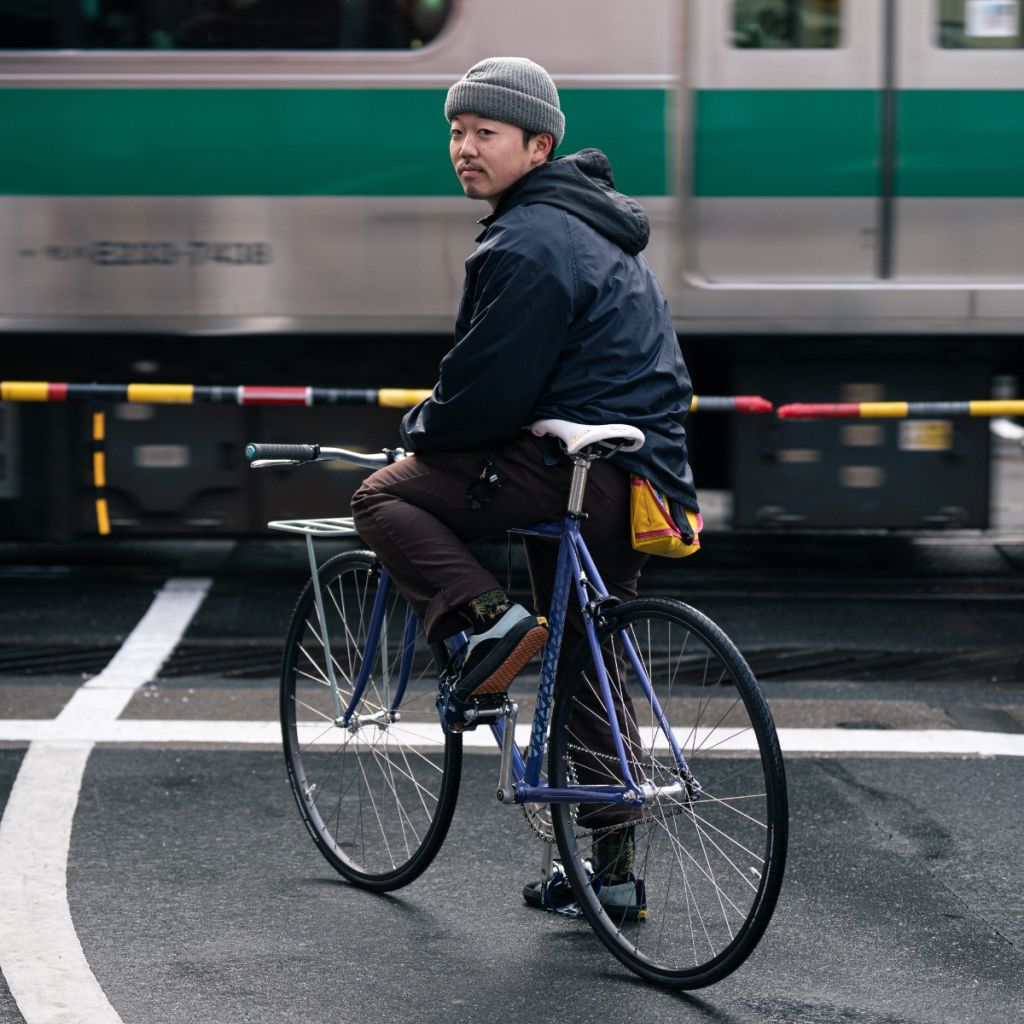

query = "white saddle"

[{"left": 529, "top": 418, "right": 645, "bottom": 455}]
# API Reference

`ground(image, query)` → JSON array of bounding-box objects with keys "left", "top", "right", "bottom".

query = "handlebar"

[
  {"left": 246, "top": 442, "right": 320, "bottom": 464},
  {"left": 245, "top": 443, "right": 402, "bottom": 469}
]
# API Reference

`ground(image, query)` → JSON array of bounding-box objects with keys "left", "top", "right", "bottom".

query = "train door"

[
  {"left": 686, "top": 1, "right": 995, "bottom": 528},
  {"left": 894, "top": 0, "right": 1024, "bottom": 296},
  {"left": 686, "top": 0, "right": 1024, "bottom": 289},
  {"left": 686, "top": 0, "right": 886, "bottom": 282}
]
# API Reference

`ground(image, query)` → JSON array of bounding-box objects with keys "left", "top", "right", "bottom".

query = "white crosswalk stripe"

[{"left": 0, "top": 578, "right": 211, "bottom": 1024}]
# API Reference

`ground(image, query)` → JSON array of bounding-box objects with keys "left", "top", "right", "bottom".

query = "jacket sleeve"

[{"left": 401, "top": 217, "right": 575, "bottom": 452}]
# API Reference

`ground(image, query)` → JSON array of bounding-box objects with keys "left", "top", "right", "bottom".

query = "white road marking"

[
  {"left": 0, "top": 719, "right": 1022, "bottom": 757},
  {"left": 0, "top": 578, "right": 211, "bottom": 1024}
]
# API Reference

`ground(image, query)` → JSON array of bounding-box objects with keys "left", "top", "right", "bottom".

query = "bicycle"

[{"left": 246, "top": 419, "right": 788, "bottom": 989}]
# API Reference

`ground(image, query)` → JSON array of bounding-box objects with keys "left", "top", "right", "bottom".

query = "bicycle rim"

[
  {"left": 280, "top": 550, "right": 461, "bottom": 891},
  {"left": 549, "top": 597, "right": 787, "bottom": 988}
]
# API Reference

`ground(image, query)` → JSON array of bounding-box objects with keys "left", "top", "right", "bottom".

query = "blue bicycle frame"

[{"left": 330, "top": 507, "right": 692, "bottom": 813}]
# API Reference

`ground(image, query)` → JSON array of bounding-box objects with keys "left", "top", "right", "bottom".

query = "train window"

[
  {"left": 938, "top": 0, "right": 1023, "bottom": 47},
  {"left": 732, "top": 0, "right": 842, "bottom": 48},
  {"left": 0, "top": 0, "right": 453, "bottom": 50}
]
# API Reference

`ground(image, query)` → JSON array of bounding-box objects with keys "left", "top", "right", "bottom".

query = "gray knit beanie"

[{"left": 445, "top": 57, "right": 565, "bottom": 149}]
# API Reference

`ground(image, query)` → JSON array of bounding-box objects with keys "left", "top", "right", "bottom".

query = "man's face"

[{"left": 449, "top": 114, "right": 551, "bottom": 208}]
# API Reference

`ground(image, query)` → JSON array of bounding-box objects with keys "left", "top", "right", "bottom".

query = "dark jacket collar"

[{"left": 474, "top": 149, "right": 650, "bottom": 255}]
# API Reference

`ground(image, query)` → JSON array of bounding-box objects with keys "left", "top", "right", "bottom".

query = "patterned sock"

[{"left": 467, "top": 588, "right": 512, "bottom": 631}]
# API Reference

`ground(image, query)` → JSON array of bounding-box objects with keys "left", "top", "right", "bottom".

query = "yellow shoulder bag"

[{"left": 629, "top": 476, "right": 702, "bottom": 558}]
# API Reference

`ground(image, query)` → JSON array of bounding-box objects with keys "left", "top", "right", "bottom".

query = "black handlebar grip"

[{"left": 245, "top": 443, "right": 320, "bottom": 462}]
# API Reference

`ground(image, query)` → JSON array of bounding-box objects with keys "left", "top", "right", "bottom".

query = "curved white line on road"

[
  {"left": 0, "top": 720, "right": 1022, "bottom": 757},
  {"left": 0, "top": 578, "right": 211, "bottom": 1024}
]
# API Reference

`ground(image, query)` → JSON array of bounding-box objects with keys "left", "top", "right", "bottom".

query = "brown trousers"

[{"left": 351, "top": 433, "right": 648, "bottom": 827}]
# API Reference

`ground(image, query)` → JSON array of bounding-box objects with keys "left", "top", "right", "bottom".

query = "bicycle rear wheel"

[
  {"left": 549, "top": 597, "right": 787, "bottom": 989},
  {"left": 281, "top": 550, "right": 462, "bottom": 891}
]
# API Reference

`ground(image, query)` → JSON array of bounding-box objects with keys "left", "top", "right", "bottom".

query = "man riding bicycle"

[{"left": 351, "top": 56, "right": 699, "bottom": 912}]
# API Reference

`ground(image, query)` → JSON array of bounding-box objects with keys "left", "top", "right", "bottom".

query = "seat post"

[{"left": 567, "top": 455, "right": 591, "bottom": 516}]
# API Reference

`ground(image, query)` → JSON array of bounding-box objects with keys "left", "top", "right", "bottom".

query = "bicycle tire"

[
  {"left": 280, "top": 550, "right": 462, "bottom": 891},
  {"left": 549, "top": 597, "right": 787, "bottom": 988}
]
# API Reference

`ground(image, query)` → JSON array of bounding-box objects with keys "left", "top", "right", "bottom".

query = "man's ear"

[{"left": 530, "top": 132, "right": 554, "bottom": 164}]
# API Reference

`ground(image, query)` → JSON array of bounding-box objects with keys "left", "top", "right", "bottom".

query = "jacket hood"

[{"left": 489, "top": 149, "right": 651, "bottom": 255}]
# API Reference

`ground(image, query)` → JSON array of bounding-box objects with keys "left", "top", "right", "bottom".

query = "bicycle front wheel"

[
  {"left": 281, "top": 550, "right": 462, "bottom": 891},
  {"left": 549, "top": 597, "right": 787, "bottom": 989}
]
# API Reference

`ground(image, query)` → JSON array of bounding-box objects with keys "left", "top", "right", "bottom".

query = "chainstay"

[
  {"left": 522, "top": 742, "right": 694, "bottom": 842},
  {"left": 522, "top": 800, "right": 693, "bottom": 843}
]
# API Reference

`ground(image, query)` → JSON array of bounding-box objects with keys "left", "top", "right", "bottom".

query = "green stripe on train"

[
  {"left": 695, "top": 89, "right": 1024, "bottom": 197},
  {"left": 897, "top": 90, "right": 1024, "bottom": 197},
  {"left": 0, "top": 88, "right": 668, "bottom": 197},
  {"left": 694, "top": 90, "right": 880, "bottom": 197}
]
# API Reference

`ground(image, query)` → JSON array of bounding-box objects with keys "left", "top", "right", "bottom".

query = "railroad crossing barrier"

[
  {"left": 5, "top": 381, "right": 1023, "bottom": 419},
  {"left": 4, "top": 381, "right": 1020, "bottom": 537},
  {"left": 0, "top": 381, "right": 779, "bottom": 414}
]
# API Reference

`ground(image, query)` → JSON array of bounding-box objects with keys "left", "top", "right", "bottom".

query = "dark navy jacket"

[{"left": 401, "top": 149, "right": 699, "bottom": 512}]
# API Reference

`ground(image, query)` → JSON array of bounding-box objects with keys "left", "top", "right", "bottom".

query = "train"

[{"left": 1, "top": 0, "right": 1022, "bottom": 537}]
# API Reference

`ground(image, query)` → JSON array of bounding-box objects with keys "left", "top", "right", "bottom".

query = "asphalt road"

[
  {"left": 0, "top": 534, "right": 1022, "bottom": 1023},
  {"left": 4, "top": 751, "right": 1016, "bottom": 1024}
]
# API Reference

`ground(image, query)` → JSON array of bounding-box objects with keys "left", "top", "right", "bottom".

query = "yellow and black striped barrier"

[
  {"left": 777, "top": 400, "right": 1024, "bottom": 420},
  {"left": 0, "top": 380, "right": 775, "bottom": 413},
  {"left": 0, "top": 380, "right": 434, "bottom": 408},
  {"left": 7, "top": 381, "right": 1022, "bottom": 420}
]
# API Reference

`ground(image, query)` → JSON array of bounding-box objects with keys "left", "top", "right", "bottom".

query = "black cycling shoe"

[
  {"left": 522, "top": 859, "right": 648, "bottom": 922},
  {"left": 593, "top": 876, "right": 647, "bottom": 922},
  {"left": 454, "top": 605, "right": 547, "bottom": 701},
  {"left": 522, "top": 861, "right": 582, "bottom": 916}
]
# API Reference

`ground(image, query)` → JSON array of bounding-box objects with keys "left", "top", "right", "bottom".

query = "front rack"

[{"left": 269, "top": 516, "right": 363, "bottom": 721}]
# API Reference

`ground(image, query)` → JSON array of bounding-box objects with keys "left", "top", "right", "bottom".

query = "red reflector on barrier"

[
  {"left": 776, "top": 403, "right": 861, "bottom": 419},
  {"left": 238, "top": 387, "right": 310, "bottom": 406},
  {"left": 734, "top": 396, "right": 774, "bottom": 414}
]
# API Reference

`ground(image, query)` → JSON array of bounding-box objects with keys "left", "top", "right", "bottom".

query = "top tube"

[{"left": 507, "top": 522, "right": 563, "bottom": 540}]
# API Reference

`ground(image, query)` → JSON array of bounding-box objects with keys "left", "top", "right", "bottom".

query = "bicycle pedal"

[{"left": 437, "top": 686, "right": 509, "bottom": 734}]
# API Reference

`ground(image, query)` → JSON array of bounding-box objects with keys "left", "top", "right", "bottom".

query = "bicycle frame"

[{"left": 326, "top": 510, "right": 693, "bottom": 813}]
